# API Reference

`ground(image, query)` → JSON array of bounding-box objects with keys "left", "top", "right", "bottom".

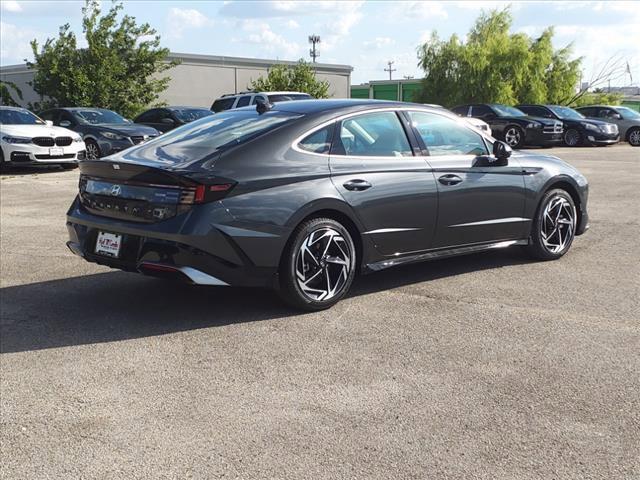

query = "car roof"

[
  {"left": 0, "top": 105, "right": 27, "bottom": 111},
  {"left": 576, "top": 105, "right": 617, "bottom": 109},
  {"left": 248, "top": 98, "right": 432, "bottom": 115}
]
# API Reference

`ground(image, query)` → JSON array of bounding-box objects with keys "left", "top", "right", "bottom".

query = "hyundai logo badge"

[{"left": 110, "top": 185, "right": 122, "bottom": 197}]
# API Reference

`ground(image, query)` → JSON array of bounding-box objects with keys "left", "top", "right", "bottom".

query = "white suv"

[
  {"left": 0, "top": 106, "right": 86, "bottom": 169},
  {"left": 211, "top": 91, "right": 312, "bottom": 112}
]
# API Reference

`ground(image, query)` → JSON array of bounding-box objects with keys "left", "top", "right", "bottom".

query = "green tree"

[
  {"left": 417, "top": 8, "right": 582, "bottom": 107},
  {"left": 248, "top": 60, "right": 330, "bottom": 99},
  {"left": 0, "top": 80, "right": 23, "bottom": 107},
  {"left": 27, "top": 0, "right": 177, "bottom": 118}
]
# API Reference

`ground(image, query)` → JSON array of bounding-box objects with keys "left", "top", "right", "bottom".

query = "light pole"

[{"left": 309, "top": 35, "right": 321, "bottom": 63}]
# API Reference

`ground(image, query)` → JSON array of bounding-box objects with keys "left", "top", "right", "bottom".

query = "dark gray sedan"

[{"left": 66, "top": 100, "right": 589, "bottom": 310}]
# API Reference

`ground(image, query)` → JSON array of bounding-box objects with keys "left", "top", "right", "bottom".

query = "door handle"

[
  {"left": 438, "top": 174, "right": 463, "bottom": 186},
  {"left": 343, "top": 179, "right": 372, "bottom": 191}
]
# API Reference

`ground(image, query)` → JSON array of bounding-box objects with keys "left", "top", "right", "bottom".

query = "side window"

[
  {"left": 59, "top": 111, "right": 76, "bottom": 126},
  {"left": 408, "top": 111, "right": 488, "bottom": 157},
  {"left": 471, "top": 105, "right": 494, "bottom": 118},
  {"left": 236, "top": 96, "right": 252, "bottom": 107},
  {"left": 135, "top": 109, "right": 157, "bottom": 123},
  {"left": 335, "top": 112, "right": 412, "bottom": 157},
  {"left": 600, "top": 108, "right": 619, "bottom": 120},
  {"left": 579, "top": 107, "right": 594, "bottom": 117},
  {"left": 39, "top": 110, "right": 58, "bottom": 123},
  {"left": 251, "top": 95, "right": 268, "bottom": 105},
  {"left": 211, "top": 98, "right": 235, "bottom": 112},
  {"left": 451, "top": 105, "right": 470, "bottom": 116},
  {"left": 298, "top": 125, "right": 334, "bottom": 154}
]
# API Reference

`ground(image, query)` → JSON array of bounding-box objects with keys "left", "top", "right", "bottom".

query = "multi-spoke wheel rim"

[
  {"left": 86, "top": 142, "right": 100, "bottom": 159},
  {"left": 565, "top": 129, "right": 579, "bottom": 146},
  {"left": 295, "top": 227, "right": 353, "bottom": 302},
  {"left": 629, "top": 130, "right": 640, "bottom": 146},
  {"left": 541, "top": 196, "right": 576, "bottom": 254},
  {"left": 505, "top": 128, "right": 521, "bottom": 147}
]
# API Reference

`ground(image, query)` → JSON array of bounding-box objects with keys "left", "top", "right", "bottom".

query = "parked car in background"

[
  {"left": 39, "top": 107, "right": 160, "bottom": 159},
  {"left": 1, "top": 106, "right": 85, "bottom": 169},
  {"left": 424, "top": 104, "right": 493, "bottom": 136},
  {"left": 575, "top": 105, "right": 640, "bottom": 146},
  {"left": 134, "top": 106, "right": 214, "bottom": 133},
  {"left": 66, "top": 100, "right": 588, "bottom": 311},
  {"left": 451, "top": 103, "right": 563, "bottom": 148},
  {"left": 517, "top": 104, "right": 619, "bottom": 147},
  {"left": 211, "top": 91, "right": 313, "bottom": 112}
]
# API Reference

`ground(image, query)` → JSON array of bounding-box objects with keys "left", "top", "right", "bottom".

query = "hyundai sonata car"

[
  {"left": 39, "top": 107, "right": 159, "bottom": 159},
  {"left": 1, "top": 106, "right": 85, "bottom": 168},
  {"left": 66, "top": 100, "right": 589, "bottom": 310},
  {"left": 516, "top": 104, "right": 618, "bottom": 146}
]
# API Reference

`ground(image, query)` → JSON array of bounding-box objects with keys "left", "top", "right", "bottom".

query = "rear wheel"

[
  {"left": 564, "top": 128, "right": 582, "bottom": 147},
  {"left": 279, "top": 217, "right": 357, "bottom": 311},
  {"left": 527, "top": 189, "right": 577, "bottom": 260},
  {"left": 504, "top": 126, "right": 525, "bottom": 149},
  {"left": 85, "top": 139, "right": 101, "bottom": 159},
  {"left": 628, "top": 128, "right": 640, "bottom": 146}
]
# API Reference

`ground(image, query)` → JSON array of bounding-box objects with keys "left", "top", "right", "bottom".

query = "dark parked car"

[
  {"left": 575, "top": 105, "right": 640, "bottom": 146},
  {"left": 39, "top": 108, "right": 160, "bottom": 159},
  {"left": 517, "top": 104, "right": 619, "bottom": 146},
  {"left": 134, "top": 106, "right": 214, "bottom": 133},
  {"left": 451, "top": 104, "right": 563, "bottom": 148},
  {"left": 66, "top": 100, "right": 589, "bottom": 310}
]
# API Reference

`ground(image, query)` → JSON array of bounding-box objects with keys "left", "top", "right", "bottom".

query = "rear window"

[
  {"left": 211, "top": 97, "right": 236, "bottom": 112},
  {"left": 123, "top": 110, "right": 302, "bottom": 164}
]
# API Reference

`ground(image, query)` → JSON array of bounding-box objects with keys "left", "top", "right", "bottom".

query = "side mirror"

[
  {"left": 59, "top": 120, "right": 72, "bottom": 128},
  {"left": 45, "top": 120, "right": 53, "bottom": 127},
  {"left": 492, "top": 141, "right": 512, "bottom": 165},
  {"left": 160, "top": 117, "right": 175, "bottom": 125}
]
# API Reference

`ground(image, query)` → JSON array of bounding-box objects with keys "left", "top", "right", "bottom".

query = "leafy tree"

[
  {"left": 572, "top": 91, "right": 623, "bottom": 107},
  {"left": 248, "top": 60, "right": 330, "bottom": 99},
  {"left": 417, "top": 8, "right": 582, "bottom": 107},
  {"left": 0, "top": 81, "right": 23, "bottom": 107},
  {"left": 27, "top": 0, "right": 177, "bottom": 118}
]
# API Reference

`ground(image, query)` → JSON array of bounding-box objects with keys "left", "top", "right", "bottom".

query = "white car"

[
  {"left": 211, "top": 91, "right": 312, "bottom": 112},
  {"left": 423, "top": 103, "right": 493, "bottom": 136},
  {"left": 0, "top": 106, "right": 85, "bottom": 168}
]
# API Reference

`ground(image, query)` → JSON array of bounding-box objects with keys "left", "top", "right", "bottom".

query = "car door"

[
  {"left": 329, "top": 110, "right": 438, "bottom": 255},
  {"left": 406, "top": 110, "right": 527, "bottom": 248},
  {"left": 599, "top": 107, "right": 628, "bottom": 137}
]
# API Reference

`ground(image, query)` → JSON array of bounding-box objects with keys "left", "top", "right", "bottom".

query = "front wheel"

[
  {"left": 504, "top": 126, "right": 525, "bottom": 149},
  {"left": 85, "top": 139, "right": 101, "bottom": 159},
  {"left": 279, "top": 217, "right": 357, "bottom": 311},
  {"left": 628, "top": 128, "right": 640, "bottom": 146},
  {"left": 527, "top": 189, "right": 577, "bottom": 260},
  {"left": 564, "top": 128, "right": 582, "bottom": 147}
]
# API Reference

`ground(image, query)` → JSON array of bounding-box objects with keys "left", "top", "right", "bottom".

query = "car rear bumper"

[{"left": 66, "top": 197, "right": 284, "bottom": 288}]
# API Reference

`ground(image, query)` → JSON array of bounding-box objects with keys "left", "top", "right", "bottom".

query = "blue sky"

[{"left": 1, "top": 0, "right": 638, "bottom": 86}]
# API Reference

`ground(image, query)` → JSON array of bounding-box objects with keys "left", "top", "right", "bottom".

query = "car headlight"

[
  {"left": 526, "top": 122, "right": 542, "bottom": 129},
  {"left": 100, "top": 131, "right": 126, "bottom": 140},
  {"left": 2, "top": 135, "right": 32, "bottom": 144},
  {"left": 582, "top": 122, "right": 599, "bottom": 131},
  {"left": 73, "top": 135, "right": 84, "bottom": 143}
]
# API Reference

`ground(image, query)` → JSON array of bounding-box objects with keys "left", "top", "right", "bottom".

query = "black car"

[
  {"left": 517, "top": 104, "right": 619, "bottom": 147},
  {"left": 451, "top": 104, "right": 563, "bottom": 148},
  {"left": 134, "top": 106, "right": 214, "bottom": 133},
  {"left": 39, "top": 108, "right": 160, "bottom": 159},
  {"left": 66, "top": 100, "right": 589, "bottom": 310}
]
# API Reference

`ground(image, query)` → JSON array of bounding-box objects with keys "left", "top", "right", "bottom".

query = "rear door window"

[
  {"left": 334, "top": 112, "right": 412, "bottom": 157},
  {"left": 235, "top": 96, "right": 252, "bottom": 108}
]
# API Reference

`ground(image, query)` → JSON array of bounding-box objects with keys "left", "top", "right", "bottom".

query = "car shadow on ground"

[
  {"left": 0, "top": 165, "right": 77, "bottom": 176},
  {"left": 0, "top": 249, "right": 532, "bottom": 354}
]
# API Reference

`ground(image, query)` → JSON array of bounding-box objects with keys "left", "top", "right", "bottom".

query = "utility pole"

[
  {"left": 403, "top": 75, "right": 414, "bottom": 80},
  {"left": 308, "top": 35, "right": 321, "bottom": 63},
  {"left": 384, "top": 60, "right": 396, "bottom": 80}
]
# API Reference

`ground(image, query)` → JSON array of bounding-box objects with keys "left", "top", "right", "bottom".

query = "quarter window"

[
  {"left": 408, "top": 111, "right": 488, "bottom": 157},
  {"left": 335, "top": 112, "right": 412, "bottom": 157},
  {"left": 298, "top": 125, "right": 333, "bottom": 154}
]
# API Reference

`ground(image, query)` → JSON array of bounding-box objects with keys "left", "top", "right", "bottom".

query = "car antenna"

[{"left": 255, "top": 97, "right": 273, "bottom": 115}]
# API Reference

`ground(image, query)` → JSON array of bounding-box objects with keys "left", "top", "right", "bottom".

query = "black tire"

[
  {"left": 60, "top": 163, "right": 78, "bottom": 170},
  {"left": 85, "top": 139, "right": 101, "bottom": 159},
  {"left": 279, "top": 217, "right": 357, "bottom": 311},
  {"left": 504, "top": 125, "right": 525, "bottom": 149},
  {"left": 564, "top": 128, "right": 582, "bottom": 147},
  {"left": 527, "top": 188, "right": 577, "bottom": 260},
  {"left": 627, "top": 127, "right": 640, "bottom": 147}
]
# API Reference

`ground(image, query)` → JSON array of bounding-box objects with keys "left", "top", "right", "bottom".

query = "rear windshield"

[
  {"left": 123, "top": 110, "right": 302, "bottom": 165},
  {"left": 171, "top": 108, "right": 214, "bottom": 122}
]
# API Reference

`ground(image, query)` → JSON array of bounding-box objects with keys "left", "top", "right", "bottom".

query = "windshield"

[
  {"left": 617, "top": 107, "right": 640, "bottom": 119},
  {"left": 267, "top": 94, "right": 312, "bottom": 103},
  {"left": 548, "top": 106, "right": 584, "bottom": 120},
  {"left": 73, "top": 109, "right": 128, "bottom": 125},
  {"left": 122, "top": 109, "right": 302, "bottom": 165},
  {"left": 171, "top": 108, "right": 214, "bottom": 123},
  {"left": 492, "top": 105, "right": 526, "bottom": 117},
  {"left": 0, "top": 109, "right": 45, "bottom": 125}
]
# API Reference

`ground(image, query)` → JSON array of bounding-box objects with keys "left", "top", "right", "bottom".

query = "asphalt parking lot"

[{"left": 1, "top": 145, "right": 639, "bottom": 479}]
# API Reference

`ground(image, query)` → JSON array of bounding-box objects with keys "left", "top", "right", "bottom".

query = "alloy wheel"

[
  {"left": 86, "top": 142, "right": 100, "bottom": 159},
  {"left": 541, "top": 195, "right": 576, "bottom": 254},
  {"left": 295, "top": 227, "right": 353, "bottom": 301},
  {"left": 564, "top": 129, "right": 580, "bottom": 147},
  {"left": 629, "top": 129, "right": 640, "bottom": 146},
  {"left": 505, "top": 127, "right": 521, "bottom": 147}
]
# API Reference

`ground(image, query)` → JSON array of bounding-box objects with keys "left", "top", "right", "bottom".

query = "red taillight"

[
  {"left": 194, "top": 185, "right": 206, "bottom": 203},
  {"left": 193, "top": 183, "right": 235, "bottom": 203}
]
